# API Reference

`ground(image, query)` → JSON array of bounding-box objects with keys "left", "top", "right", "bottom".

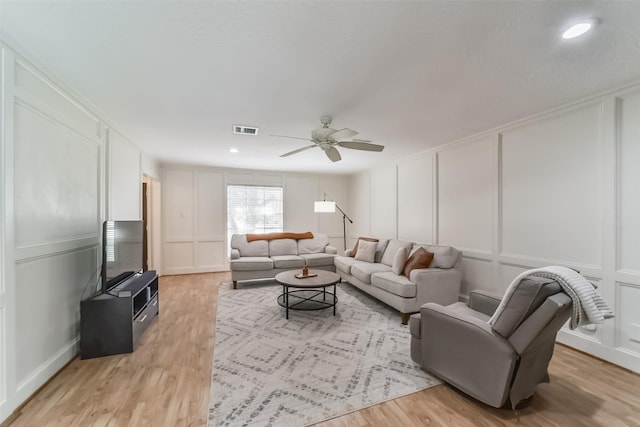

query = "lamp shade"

[{"left": 314, "top": 201, "right": 336, "bottom": 213}]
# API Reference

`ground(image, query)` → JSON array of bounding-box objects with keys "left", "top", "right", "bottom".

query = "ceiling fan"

[{"left": 272, "top": 116, "right": 384, "bottom": 162}]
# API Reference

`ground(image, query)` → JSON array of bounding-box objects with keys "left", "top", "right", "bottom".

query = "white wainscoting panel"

[
  {"left": 460, "top": 257, "right": 495, "bottom": 296},
  {"left": 397, "top": 153, "right": 433, "bottom": 243},
  {"left": 616, "top": 282, "right": 640, "bottom": 356},
  {"left": 438, "top": 137, "right": 493, "bottom": 251},
  {"left": 370, "top": 165, "right": 396, "bottom": 239},
  {"left": 14, "top": 61, "right": 99, "bottom": 142},
  {"left": 0, "top": 306, "right": 5, "bottom": 404},
  {"left": 226, "top": 172, "right": 255, "bottom": 185},
  {"left": 163, "top": 169, "right": 194, "bottom": 240},
  {"left": 501, "top": 104, "right": 602, "bottom": 267},
  {"left": 163, "top": 242, "right": 194, "bottom": 272},
  {"left": 13, "top": 103, "right": 99, "bottom": 248},
  {"left": 195, "top": 241, "right": 225, "bottom": 269},
  {"left": 256, "top": 173, "right": 283, "bottom": 186},
  {"left": 499, "top": 263, "right": 529, "bottom": 292},
  {"left": 141, "top": 152, "right": 160, "bottom": 180},
  {"left": 284, "top": 175, "right": 319, "bottom": 232},
  {"left": 15, "top": 246, "right": 97, "bottom": 388},
  {"left": 196, "top": 171, "right": 224, "bottom": 238},
  {"left": 617, "top": 91, "right": 640, "bottom": 273},
  {"left": 107, "top": 129, "right": 141, "bottom": 220},
  {"left": 347, "top": 172, "right": 371, "bottom": 249}
]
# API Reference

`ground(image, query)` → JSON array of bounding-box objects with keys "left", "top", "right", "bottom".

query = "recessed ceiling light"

[
  {"left": 562, "top": 19, "right": 597, "bottom": 39},
  {"left": 229, "top": 148, "right": 239, "bottom": 153}
]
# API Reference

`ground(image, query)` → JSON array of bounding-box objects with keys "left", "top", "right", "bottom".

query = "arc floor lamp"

[{"left": 314, "top": 192, "right": 353, "bottom": 251}]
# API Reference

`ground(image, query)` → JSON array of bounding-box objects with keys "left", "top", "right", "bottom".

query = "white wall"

[
  {"left": 347, "top": 171, "right": 370, "bottom": 250},
  {"left": 0, "top": 42, "right": 156, "bottom": 423},
  {"left": 107, "top": 129, "right": 141, "bottom": 220},
  {"left": 161, "top": 165, "right": 350, "bottom": 275},
  {"left": 350, "top": 84, "right": 640, "bottom": 373},
  {"left": 1, "top": 50, "right": 103, "bottom": 420}
]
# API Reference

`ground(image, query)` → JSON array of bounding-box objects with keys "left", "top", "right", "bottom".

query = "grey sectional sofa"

[
  {"left": 230, "top": 233, "right": 337, "bottom": 288},
  {"left": 334, "top": 239, "right": 462, "bottom": 324}
]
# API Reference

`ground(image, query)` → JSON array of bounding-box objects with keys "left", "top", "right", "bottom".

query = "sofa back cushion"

[
  {"left": 350, "top": 237, "right": 378, "bottom": 257},
  {"left": 491, "top": 277, "right": 562, "bottom": 338},
  {"left": 402, "top": 247, "right": 434, "bottom": 277},
  {"left": 412, "top": 244, "right": 461, "bottom": 269},
  {"left": 269, "top": 238, "right": 298, "bottom": 256},
  {"left": 392, "top": 247, "right": 409, "bottom": 275},
  {"left": 231, "top": 234, "right": 269, "bottom": 257},
  {"left": 374, "top": 239, "right": 389, "bottom": 263},
  {"left": 298, "top": 233, "right": 329, "bottom": 254},
  {"left": 354, "top": 239, "right": 377, "bottom": 262},
  {"left": 381, "top": 239, "right": 413, "bottom": 266}
]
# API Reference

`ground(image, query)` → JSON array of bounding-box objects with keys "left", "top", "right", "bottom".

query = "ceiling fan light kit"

[{"left": 274, "top": 116, "right": 385, "bottom": 162}]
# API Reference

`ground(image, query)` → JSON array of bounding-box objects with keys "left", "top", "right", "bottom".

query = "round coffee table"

[{"left": 275, "top": 269, "right": 341, "bottom": 319}]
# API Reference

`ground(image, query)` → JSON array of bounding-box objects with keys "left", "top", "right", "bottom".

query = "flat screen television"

[{"left": 101, "top": 220, "right": 144, "bottom": 293}]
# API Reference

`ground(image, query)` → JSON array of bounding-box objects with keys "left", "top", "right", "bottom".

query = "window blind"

[{"left": 227, "top": 185, "right": 283, "bottom": 245}]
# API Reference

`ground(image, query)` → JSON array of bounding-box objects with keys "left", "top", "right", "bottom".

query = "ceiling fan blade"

[
  {"left": 329, "top": 128, "right": 358, "bottom": 140},
  {"left": 279, "top": 145, "right": 316, "bottom": 157},
  {"left": 324, "top": 146, "right": 342, "bottom": 162},
  {"left": 271, "top": 134, "right": 313, "bottom": 142},
  {"left": 337, "top": 141, "right": 385, "bottom": 152}
]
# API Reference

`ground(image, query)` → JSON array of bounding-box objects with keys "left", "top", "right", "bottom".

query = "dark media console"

[{"left": 80, "top": 270, "right": 159, "bottom": 359}]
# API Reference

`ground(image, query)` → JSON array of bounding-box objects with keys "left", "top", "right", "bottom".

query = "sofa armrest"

[
  {"left": 468, "top": 290, "right": 502, "bottom": 316},
  {"left": 419, "top": 302, "right": 517, "bottom": 407},
  {"left": 412, "top": 268, "right": 462, "bottom": 307},
  {"left": 325, "top": 245, "right": 337, "bottom": 255},
  {"left": 230, "top": 248, "right": 240, "bottom": 260}
]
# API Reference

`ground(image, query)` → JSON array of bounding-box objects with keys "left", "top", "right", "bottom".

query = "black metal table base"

[{"left": 277, "top": 284, "right": 337, "bottom": 319}]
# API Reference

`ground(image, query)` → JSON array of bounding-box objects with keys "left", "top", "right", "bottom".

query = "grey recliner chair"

[{"left": 409, "top": 276, "right": 572, "bottom": 408}]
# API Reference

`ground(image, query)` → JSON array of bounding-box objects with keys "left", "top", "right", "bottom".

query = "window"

[{"left": 227, "top": 185, "right": 283, "bottom": 247}]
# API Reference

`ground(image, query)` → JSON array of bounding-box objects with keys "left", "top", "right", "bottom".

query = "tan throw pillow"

[
  {"left": 402, "top": 247, "right": 434, "bottom": 278},
  {"left": 350, "top": 237, "right": 378, "bottom": 257},
  {"left": 392, "top": 247, "right": 409, "bottom": 275},
  {"left": 354, "top": 239, "right": 377, "bottom": 263}
]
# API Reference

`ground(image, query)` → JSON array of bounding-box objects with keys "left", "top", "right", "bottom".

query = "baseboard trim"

[{"left": 1, "top": 343, "right": 77, "bottom": 426}]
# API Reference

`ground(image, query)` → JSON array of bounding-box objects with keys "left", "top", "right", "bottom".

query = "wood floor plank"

[{"left": 5, "top": 272, "right": 640, "bottom": 427}]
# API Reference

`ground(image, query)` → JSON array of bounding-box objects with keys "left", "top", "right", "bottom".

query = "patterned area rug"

[{"left": 208, "top": 280, "right": 439, "bottom": 426}]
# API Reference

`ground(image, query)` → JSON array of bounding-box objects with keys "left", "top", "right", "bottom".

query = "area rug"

[{"left": 208, "top": 280, "right": 440, "bottom": 426}]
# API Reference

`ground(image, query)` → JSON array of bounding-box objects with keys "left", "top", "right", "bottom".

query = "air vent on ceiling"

[{"left": 233, "top": 125, "right": 259, "bottom": 135}]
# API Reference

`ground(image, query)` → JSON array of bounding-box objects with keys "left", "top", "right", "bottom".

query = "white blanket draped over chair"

[{"left": 489, "top": 265, "right": 614, "bottom": 329}]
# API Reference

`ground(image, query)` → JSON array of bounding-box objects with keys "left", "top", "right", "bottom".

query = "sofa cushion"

[
  {"left": 350, "top": 237, "right": 378, "bottom": 257},
  {"left": 491, "top": 277, "right": 562, "bottom": 338},
  {"left": 229, "top": 257, "right": 273, "bottom": 271},
  {"left": 270, "top": 255, "right": 305, "bottom": 269},
  {"left": 298, "top": 233, "right": 329, "bottom": 254},
  {"left": 231, "top": 234, "right": 269, "bottom": 257},
  {"left": 354, "top": 240, "right": 377, "bottom": 262},
  {"left": 299, "top": 253, "right": 335, "bottom": 267},
  {"left": 381, "top": 239, "right": 413, "bottom": 266},
  {"left": 392, "top": 247, "right": 409, "bottom": 275},
  {"left": 371, "top": 272, "right": 417, "bottom": 298},
  {"left": 351, "top": 262, "right": 392, "bottom": 284},
  {"left": 334, "top": 256, "right": 359, "bottom": 274},
  {"left": 403, "top": 247, "right": 434, "bottom": 277},
  {"left": 374, "top": 239, "right": 390, "bottom": 263},
  {"left": 412, "top": 244, "right": 460, "bottom": 269},
  {"left": 269, "top": 239, "right": 298, "bottom": 256}
]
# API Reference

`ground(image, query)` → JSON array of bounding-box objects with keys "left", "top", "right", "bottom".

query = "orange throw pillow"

[
  {"left": 402, "top": 247, "right": 434, "bottom": 278},
  {"left": 350, "top": 237, "right": 379, "bottom": 257}
]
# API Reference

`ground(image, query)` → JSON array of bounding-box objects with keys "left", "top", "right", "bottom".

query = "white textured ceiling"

[{"left": 2, "top": 1, "right": 640, "bottom": 173}]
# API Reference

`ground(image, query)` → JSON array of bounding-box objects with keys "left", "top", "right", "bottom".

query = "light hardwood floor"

[{"left": 6, "top": 273, "right": 640, "bottom": 427}]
